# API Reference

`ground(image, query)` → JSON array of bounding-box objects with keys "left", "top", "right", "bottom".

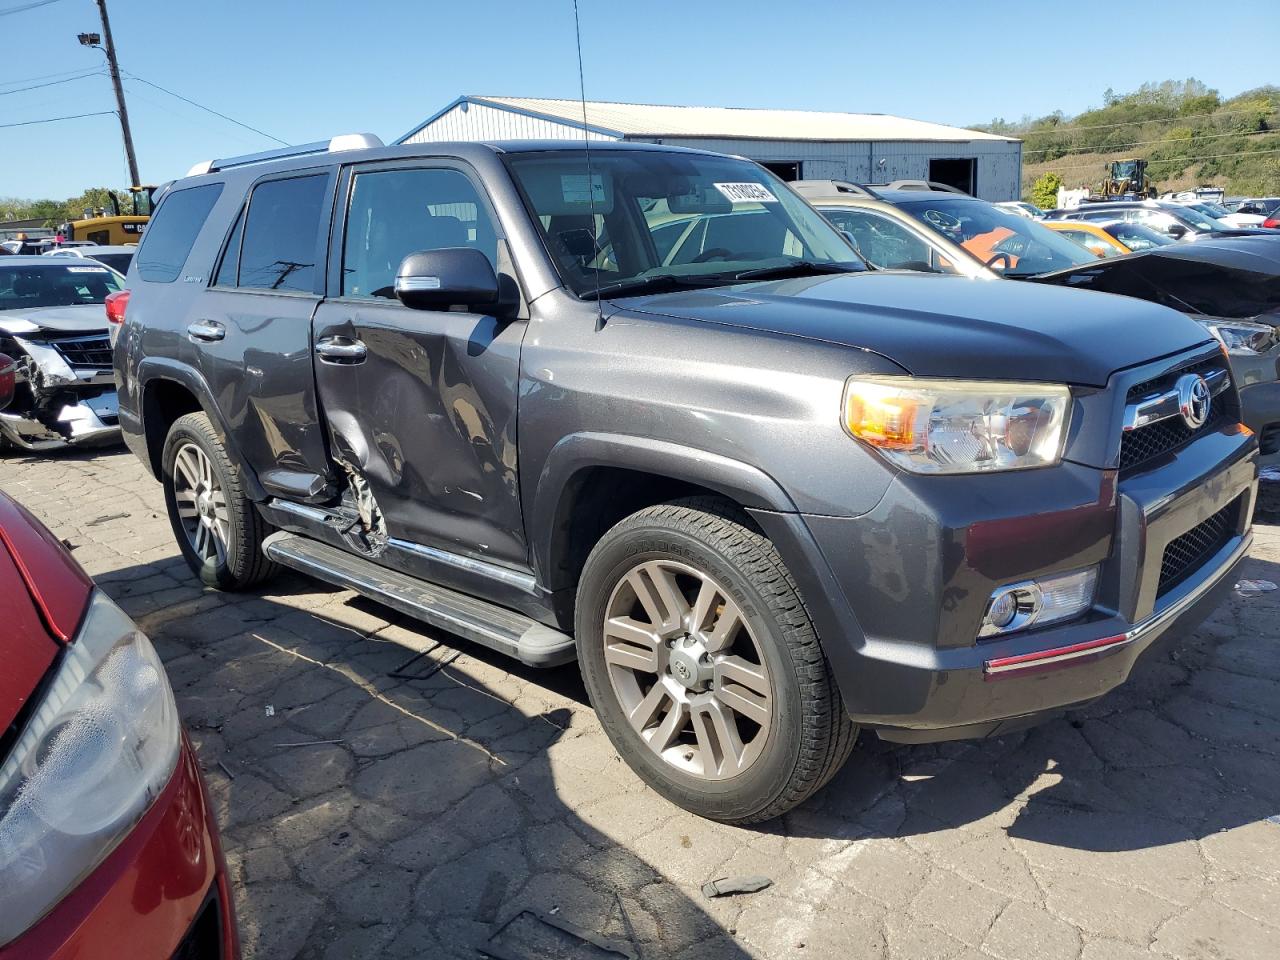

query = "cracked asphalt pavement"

[{"left": 3, "top": 448, "right": 1279, "bottom": 959}]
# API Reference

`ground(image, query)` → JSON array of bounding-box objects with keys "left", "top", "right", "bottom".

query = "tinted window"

[
  {"left": 134, "top": 183, "right": 222, "bottom": 283},
  {"left": 342, "top": 168, "right": 497, "bottom": 298},
  {"left": 0, "top": 263, "right": 123, "bottom": 309},
  {"left": 214, "top": 206, "right": 245, "bottom": 287},
  {"left": 240, "top": 175, "right": 327, "bottom": 292},
  {"left": 89, "top": 252, "right": 133, "bottom": 274}
]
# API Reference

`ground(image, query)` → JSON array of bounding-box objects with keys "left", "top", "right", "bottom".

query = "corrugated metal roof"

[{"left": 461, "top": 96, "right": 1018, "bottom": 143}]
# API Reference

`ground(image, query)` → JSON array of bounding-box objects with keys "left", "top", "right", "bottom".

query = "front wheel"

[
  {"left": 162, "top": 412, "right": 277, "bottom": 589},
  {"left": 575, "top": 498, "right": 856, "bottom": 824}
]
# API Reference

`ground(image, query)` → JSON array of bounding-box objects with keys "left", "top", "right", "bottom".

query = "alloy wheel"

[
  {"left": 171, "top": 442, "right": 230, "bottom": 566},
  {"left": 602, "top": 560, "right": 773, "bottom": 780}
]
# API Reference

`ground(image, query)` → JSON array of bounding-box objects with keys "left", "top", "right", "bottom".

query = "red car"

[{"left": 0, "top": 365, "right": 237, "bottom": 959}]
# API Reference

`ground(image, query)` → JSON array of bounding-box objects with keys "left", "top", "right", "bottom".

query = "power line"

[
  {"left": 0, "top": 70, "right": 104, "bottom": 96},
  {"left": 0, "top": 0, "right": 66, "bottom": 16},
  {"left": 989, "top": 105, "right": 1278, "bottom": 139},
  {"left": 1033, "top": 145, "right": 1280, "bottom": 172},
  {"left": 0, "top": 109, "right": 115, "bottom": 129},
  {"left": 0, "top": 65, "right": 102, "bottom": 87},
  {"left": 1025, "top": 126, "right": 1279, "bottom": 158},
  {"left": 121, "top": 70, "right": 288, "bottom": 145}
]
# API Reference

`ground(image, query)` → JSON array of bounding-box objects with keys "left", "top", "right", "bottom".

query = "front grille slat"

[
  {"left": 1158, "top": 498, "right": 1238, "bottom": 596},
  {"left": 1119, "top": 357, "right": 1236, "bottom": 473},
  {"left": 49, "top": 334, "right": 113, "bottom": 368}
]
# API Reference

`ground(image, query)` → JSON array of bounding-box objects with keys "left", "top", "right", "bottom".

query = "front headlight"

[
  {"left": 1197, "top": 317, "right": 1277, "bottom": 356},
  {"left": 843, "top": 376, "right": 1072, "bottom": 474},
  {"left": 0, "top": 592, "right": 179, "bottom": 946}
]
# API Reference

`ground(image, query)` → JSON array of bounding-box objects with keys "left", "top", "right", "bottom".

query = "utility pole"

[{"left": 94, "top": 0, "right": 140, "bottom": 187}]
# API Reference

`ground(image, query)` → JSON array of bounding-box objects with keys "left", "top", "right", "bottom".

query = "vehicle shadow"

[
  {"left": 92, "top": 560, "right": 753, "bottom": 960},
  {"left": 781, "top": 553, "right": 1280, "bottom": 861},
  {"left": 62, "top": 506, "right": 1280, "bottom": 957}
]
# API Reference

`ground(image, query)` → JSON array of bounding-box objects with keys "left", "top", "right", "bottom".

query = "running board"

[{"left": 262, "top": 532, "right": 576, "bottom": 667}]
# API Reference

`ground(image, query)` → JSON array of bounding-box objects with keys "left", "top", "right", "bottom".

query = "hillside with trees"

[
  {"left": 973, "top": 79, "right": 1280, "bottom": 201},
  {"left": 0, "top": 188, "right": 129, "bottom": 229}
]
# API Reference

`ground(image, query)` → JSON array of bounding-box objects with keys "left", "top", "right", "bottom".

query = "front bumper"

[
  {"left": 0, "top": 735, "right": 238, "bottom": 960},
  {"left": 781, "top": 419, "right": 1257, "bottom": 742},
  {"left": 0, "top": 391, "right": 120, "bottom": 450}
]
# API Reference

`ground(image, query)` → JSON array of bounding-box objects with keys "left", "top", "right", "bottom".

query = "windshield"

[
  {"left": 1102, "top": 221, "right": 1173, "bottom": 251},
  {"left": 897, "top": 197, "right": 1094, "bottom": 277},
  {"left": 0, "top": 263, "right": 123, "bottom": 310},
  {"left": 504, "top": 150, "right": 863, "bottom": 298},
  {"left": 1167, "top": 205, "right": 1220, "bottom": 231}
]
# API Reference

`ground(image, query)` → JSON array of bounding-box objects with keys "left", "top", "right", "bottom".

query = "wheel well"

[
  {"left": 141, "top": 379, "right": 201, "bottom": 477},
  {"left": 545, "top": 467, "right": 739, "bottom": 595}
]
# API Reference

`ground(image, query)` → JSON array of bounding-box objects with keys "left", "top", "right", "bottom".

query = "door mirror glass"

[
  {"left": 395, "top": 248, "right": 503, "bottom": 312},
  {"left": 0, "top": 354, "right": 16, "bottom": 411},
  {"left": 1166, "top": 223, "right": 1187, "bottom": 239}
]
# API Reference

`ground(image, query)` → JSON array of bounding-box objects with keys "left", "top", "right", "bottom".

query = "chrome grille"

[
  {"left": 1158, "top": 498, "right": 1238, "bottom": 596},
  {"left": 1119, "top": 357, "right": 1236, "bottom": 473}
]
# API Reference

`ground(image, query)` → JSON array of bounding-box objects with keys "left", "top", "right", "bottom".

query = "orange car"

[{"left": 1044, "top": 219, "right": 1176, "bottom": 258}]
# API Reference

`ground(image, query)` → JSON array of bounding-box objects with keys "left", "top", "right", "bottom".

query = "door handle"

[
  {"left": 186, "top": 319, "right": 225, "bottom": 343},
  {"left": 315, "top": 336, "right": 367, "bottom": 364}
]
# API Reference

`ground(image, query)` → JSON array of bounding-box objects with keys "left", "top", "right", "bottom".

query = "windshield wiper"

[
  {"left": 581, "top": 273, "right": 717, "bottom": 301},
  {"left": 726, "top": 261, "right": 864, "bottom": 283}
]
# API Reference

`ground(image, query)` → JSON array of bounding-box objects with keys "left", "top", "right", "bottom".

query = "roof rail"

[
  {"left": 185, "top": 133, "right": 384, "bottom": 178},
  {"left": 874, "top": 179, "right": 970, "bottom": 196},
  {"left": 791, "top": 179, "right": 881, "bottom": 199}
]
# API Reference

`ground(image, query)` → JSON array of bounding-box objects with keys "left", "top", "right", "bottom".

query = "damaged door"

[
  {"left": 312, "top": 161, "right": 528, "bottom": 569},
  {"left": 197, "top": 170, "right": 337, "bottom": 500}
]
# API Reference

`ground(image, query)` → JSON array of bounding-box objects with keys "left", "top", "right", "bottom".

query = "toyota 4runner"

[{"left": 114, "top": 135, "right": 1258, "bottom": 823}]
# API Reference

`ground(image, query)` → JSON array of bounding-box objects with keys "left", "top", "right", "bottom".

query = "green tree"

[{"left": 1030, "top": 172, "right": 1064, "bottom": 210}]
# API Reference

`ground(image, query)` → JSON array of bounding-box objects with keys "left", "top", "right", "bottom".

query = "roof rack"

[
  {"left": 791, "top": 179, "right": 882, "bottom": 200},
  {"left": 871, "top": 179, "right": 970, "bottom": 195},
  {"left": 185, "top": 133, "right": 384, "bottom": 178}
]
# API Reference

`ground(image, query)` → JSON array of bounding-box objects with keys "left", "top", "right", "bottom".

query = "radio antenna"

[{"left": 572, "top": 0, "right": 606, "bottom": 328}]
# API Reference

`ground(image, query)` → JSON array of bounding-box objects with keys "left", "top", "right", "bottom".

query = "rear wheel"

[
  {"left": 575, "top": 497, "right": 856, "bottom": 823},
  {"left": 162, "top": 412, "right": 276, "bottom": 589}
]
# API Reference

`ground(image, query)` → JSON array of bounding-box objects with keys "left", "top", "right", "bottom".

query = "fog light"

[{"left": 979, "top": 567, "right": 1097, "bottom": 639}]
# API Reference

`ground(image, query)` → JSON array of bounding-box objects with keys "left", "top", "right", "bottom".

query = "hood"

[
  {"left": 618, "top": 272, "right": 1211, "bottom": 387},
  {"left": 1033, "top": 238, "right": 1280, "bottom": 322},
  {"left": 0, "top": 304, "right": 110, "bottom": 335}
]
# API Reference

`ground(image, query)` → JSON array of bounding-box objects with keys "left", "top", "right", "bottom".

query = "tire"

[
  {"left": 161, "top": 412, "right": 277, "bottom": 589},
  {"left": 575, "top": 496, "right": 856, "bottom": 824}
]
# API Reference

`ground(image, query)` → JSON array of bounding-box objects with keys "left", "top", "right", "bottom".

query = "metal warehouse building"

[{"left": 398, "top": 96, "right": 1022, "bottom": 201}]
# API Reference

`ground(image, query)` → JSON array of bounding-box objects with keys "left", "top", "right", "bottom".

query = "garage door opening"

[
  {"left": 760, "top": 161, "right": 802, "bottom": 182},
  {"left": 928, "top": 158, "right": 976, "bottom": 195}
]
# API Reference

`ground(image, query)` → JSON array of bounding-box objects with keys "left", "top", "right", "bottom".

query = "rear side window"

[
  {"left": 239, "top": 175, "right": 328, "bottom": 293},
  {"left": 134, "top": 183, "right": 223, "bottom": 283},
  {"left": 213, "top": 206, "right": 245, "bottom": 287}
]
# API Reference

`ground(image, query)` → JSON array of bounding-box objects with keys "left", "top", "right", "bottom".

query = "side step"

[{"left": 262, "top": 531, "right": 577, "bottom": 667}]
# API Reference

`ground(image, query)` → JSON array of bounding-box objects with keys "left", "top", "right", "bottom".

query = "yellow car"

[{"left": 1043, "top": 219, "right": 1174, "bottom": 258}]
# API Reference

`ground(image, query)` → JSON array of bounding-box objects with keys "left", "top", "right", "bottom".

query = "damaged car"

[{"left": 0, "top": 257, "right": 122, "bottom": 452}]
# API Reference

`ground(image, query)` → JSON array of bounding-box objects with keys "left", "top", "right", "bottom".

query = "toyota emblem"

[{"left": 1176, "top": 373, "right": 1212, "bottom": 430}]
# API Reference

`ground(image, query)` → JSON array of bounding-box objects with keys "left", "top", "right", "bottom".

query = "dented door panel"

[{"left": 311, "top": 301, "right": 529, "bottom": 568}]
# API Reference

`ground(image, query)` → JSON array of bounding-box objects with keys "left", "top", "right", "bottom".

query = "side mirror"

[
  {"left": 0, "top": 354, "right": 16, "bottom": 412},
  {"left": 395, "top": 248, "right": 510, "bottom": 314},
  {"left": 1166, "top": 223, "right": 1187, "bottom": 239}
]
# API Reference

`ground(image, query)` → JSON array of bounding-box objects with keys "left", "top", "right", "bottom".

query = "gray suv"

[{"left": 115, "top": 135, "right": 1258, "bottom": 823}]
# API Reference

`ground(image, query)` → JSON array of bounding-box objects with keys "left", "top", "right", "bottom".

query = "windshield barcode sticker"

[
  {"left": 713, "top": 182, "right": 778, "bottom": 204},
  {"left": 67, "top": 266, "right": 109, "bottom": 273}
]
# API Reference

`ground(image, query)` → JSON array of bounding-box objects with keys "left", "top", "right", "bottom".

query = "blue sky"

[{"left": 3, "top": 0, "right": 1278, "bottom": 198}]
